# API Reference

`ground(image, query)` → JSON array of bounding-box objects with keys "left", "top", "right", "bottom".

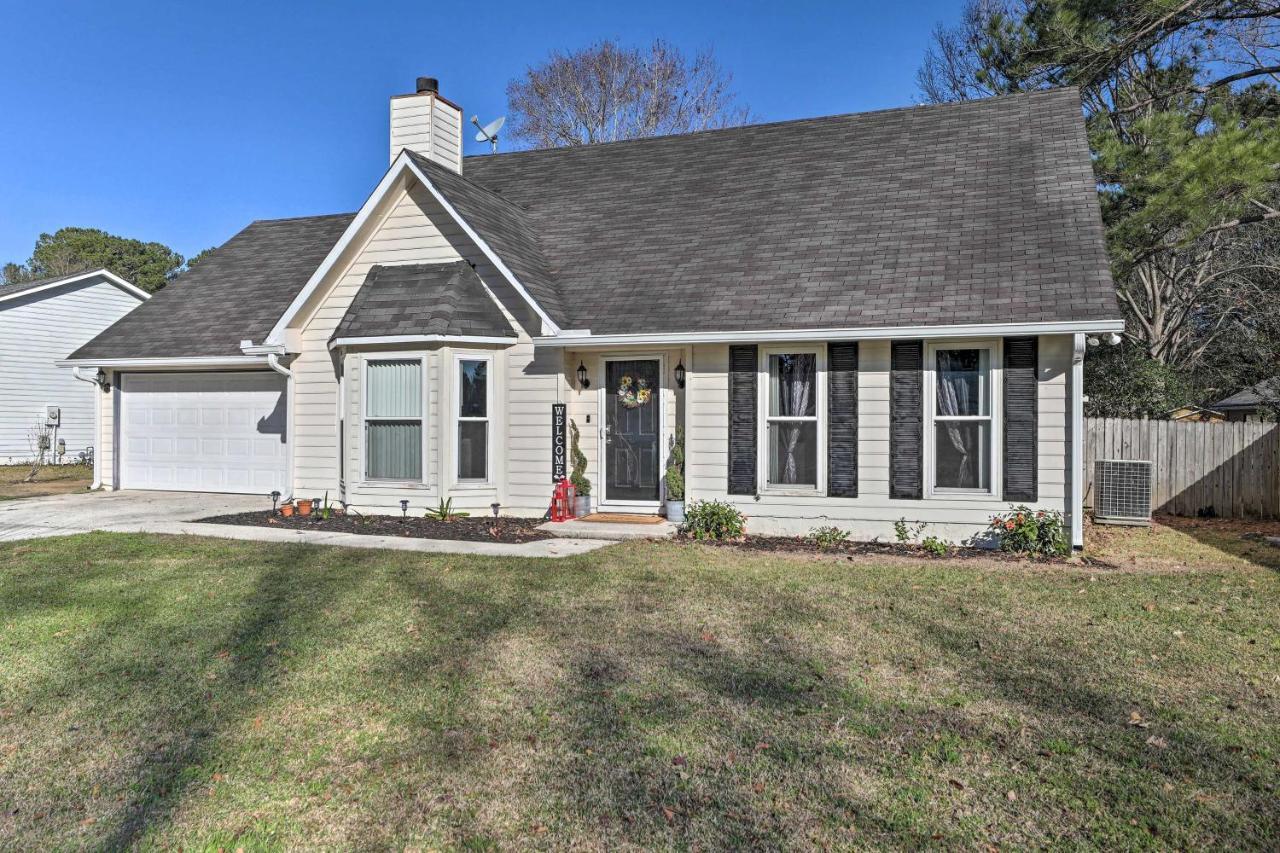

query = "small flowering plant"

[{"left": 988, "top": 505, "right": 1069, "bottom": 556}]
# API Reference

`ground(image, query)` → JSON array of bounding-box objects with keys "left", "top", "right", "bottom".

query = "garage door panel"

[{"left": 120, "top": 372, "right": 287, "bottom": 494}]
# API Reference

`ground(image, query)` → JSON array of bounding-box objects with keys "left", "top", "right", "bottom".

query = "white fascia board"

[
  {"left": 0, "top": 268, "right": 150, "bottom": 305},
  {"left": 57, "top": 355, "right": 270, "bottom": 370},
  {"left": 533, "top": 319, "right": 1126, "bottom": 347},
  {"left": 240, "top": 339, "right": 287, "bottom": 356},
  {"left": 328, "top": 334, "right": 518, "bottom": 350},
  {"left": 404, "top": 158, "right": 562, "bottom": 336},
  {"left": 263, "top": 155, "right": 413, "bottom": 347}
]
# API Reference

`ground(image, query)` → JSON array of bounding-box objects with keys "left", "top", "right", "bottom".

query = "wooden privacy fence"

[{"left": 1084, "top": 418, "right": 1280, "bottom": 519}]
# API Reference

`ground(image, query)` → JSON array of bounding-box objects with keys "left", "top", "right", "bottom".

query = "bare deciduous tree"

[
  {"left": 22, "top": 421, "right": 53, "bottom": 483},
  {"left": 506, "top": 39, "right": 754, "bottom": 149}
]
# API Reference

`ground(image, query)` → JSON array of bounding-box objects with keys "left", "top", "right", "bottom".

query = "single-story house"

[
  {"left": 1, "top": 268, "right": 148, "bottom": 464},
  {"left": 1214, "top": 378, "right": 1279, "bottom": 422},
  {"left": 63, "top": 78, "right": 1123, "bottom": 546}
]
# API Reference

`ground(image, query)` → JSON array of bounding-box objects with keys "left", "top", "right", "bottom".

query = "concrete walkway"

[{"left": 0, "top": 490, "right": 613, "bottom": 558}]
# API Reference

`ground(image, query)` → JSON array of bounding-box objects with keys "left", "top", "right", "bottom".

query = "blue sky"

[{"left": 0, "top": 0, "right": 961, "bottom": 266}]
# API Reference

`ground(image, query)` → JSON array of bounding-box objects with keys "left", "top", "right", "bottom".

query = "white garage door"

[{"left": 120, "top": 371, "right": 287, "bottom": 493}]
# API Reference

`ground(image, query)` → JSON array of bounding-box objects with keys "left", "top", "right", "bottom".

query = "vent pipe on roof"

[{"left": 416, "top": 77, "right": 439, "bottom": 94}]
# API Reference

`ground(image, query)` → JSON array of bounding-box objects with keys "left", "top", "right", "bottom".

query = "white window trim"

[
  {"left": 361, "top": 354, "right": 429, "bottom": 486},
  {"left": 452, "top": 352, "right": 495, "bottom": 488},
  {"left": 924, "top": 339, "right": 1002, "bottom": 500},
  {"left": 757, "top": 344, "right": 827, "bottom": 496}
]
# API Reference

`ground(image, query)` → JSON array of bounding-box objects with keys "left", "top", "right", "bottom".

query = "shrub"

[
  {"left": 665, "top": 427, "right": 685, "bottom": 501},
  {"left": 988, "top": 506, "right": 1069, "bottom": 556},
  {"left": 808, "top": 525, "right": 850, "bottom": 549},
  {"left": 569, "top": 419, "right": 590, "bottom": 496},
  {"left": 682, "top": 500, "right": 746, "bottom": 540},
  {"left": 894, "top": 518, "right": 926, "bottom": 544},
  {"left": 921, "top": 535, "right": 948, "bottom": 557}
]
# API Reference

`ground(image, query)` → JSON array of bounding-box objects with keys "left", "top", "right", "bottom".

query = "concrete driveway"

[
  {"left": 0, "top": 490, "right": 264, "bottom": 542},
  {"left": 0, "top": 490, "right": 612, "bottom": 558}
]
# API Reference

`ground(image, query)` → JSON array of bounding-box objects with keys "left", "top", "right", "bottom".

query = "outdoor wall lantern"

[
  {"left": 576, "top": 361, "right": 590, "bottom": 389},
  {"left": 96, "top": 368, "right": 111, "bottom": 391},
  {"left": 674, "top": 359, "right": 686, "bottom": 389}
]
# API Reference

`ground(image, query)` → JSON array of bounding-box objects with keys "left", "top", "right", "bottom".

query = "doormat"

[{"left": 576, "top": 513, "right": 665, "bottom": 524}]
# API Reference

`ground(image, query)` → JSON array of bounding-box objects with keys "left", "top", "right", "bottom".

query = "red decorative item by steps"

[{"left": 550, "top": 478, "right": 577, "bottom": 522}]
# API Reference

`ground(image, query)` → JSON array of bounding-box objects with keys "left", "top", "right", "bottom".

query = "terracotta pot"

[
  {"left": 296, "top": 499, "right": 313, "bottom": 516},
  {"left": 280, "top": 503, "right": 295, "bottom": 517}
]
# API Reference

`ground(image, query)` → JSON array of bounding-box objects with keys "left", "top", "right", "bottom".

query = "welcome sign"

[{"left": 551, "top": 403, "right": 567, "bottom": 482}]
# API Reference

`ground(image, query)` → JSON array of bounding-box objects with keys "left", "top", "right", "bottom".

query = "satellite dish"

[{"left": 470, "top": 115, "right": 505, "bottom": 153}]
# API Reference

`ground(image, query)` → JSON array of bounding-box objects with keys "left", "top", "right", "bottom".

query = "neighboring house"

[
  {"left": 0, "top": 269, "right": 147, "bottom": 464},
  {"left": 63, "top": 78, "right": 1123, "bottom": 546},
  {"left": 1215, "top": 378, "right": 1280, "bottom": 422},
  {"left": 1167, "top": 405, "right": 1226, "bottom": 422}
]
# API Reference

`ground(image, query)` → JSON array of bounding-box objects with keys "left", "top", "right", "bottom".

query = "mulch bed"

[
  {"left": 687, "top": 533, "right": 1075, "bottom": 564},
  {"left": 199, "top": 510, "right": 555, "bottom": 543}
]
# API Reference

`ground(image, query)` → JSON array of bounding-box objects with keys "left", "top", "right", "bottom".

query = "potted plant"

[
  {"left": 569, "top": 419, "right": 592, "bottom": 517},
  {"left": 296, "top": 497, "right": 314, "bottom": 516},
  {"left": 280, "top": 501, "right": 295, "bottom": 517},
  {"left": 665, "top": 427, "right": 686, "bottom": 523}
]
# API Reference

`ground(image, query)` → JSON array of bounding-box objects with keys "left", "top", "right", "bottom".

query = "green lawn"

[{"left": 1, "top": 522, "right": 1277, "bottom": 849}]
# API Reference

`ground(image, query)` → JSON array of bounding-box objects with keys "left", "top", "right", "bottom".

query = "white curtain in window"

[
  {"left": 936, "top": 350, "right": 977, "bottom": 488},
  {"left": 776, "top": 354, "right": 815, "bottom": 484}
]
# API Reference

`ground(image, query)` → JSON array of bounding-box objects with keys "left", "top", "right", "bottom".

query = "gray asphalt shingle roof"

[
  {"left": 462, "top": 87, "right": 1118, "bottom": 335},
  {"left": 332, "top": 262, "right": 516, "bottom": 341},
  {"left": 69, "top": 214, "right": 354, "bottom": 360},
  {"left": 1215, "top": 377, "right": 1280, "bottom": 411},
  {"left": 71, "top": 87, "right": 1119, "bottom": 359},
  {"left": 409, "top": 154, "right": 566, "bottom": 327}
]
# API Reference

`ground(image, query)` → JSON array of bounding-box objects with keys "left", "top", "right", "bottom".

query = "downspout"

[
  {"left": 266, "top": 351, "right": 295, "bottom": 502},
  {"left": 1071, "top": 334, "right": 1086, "bottom": 550},
  {"left": 71, "top": 367, "right": 103, "bottom": 489}
]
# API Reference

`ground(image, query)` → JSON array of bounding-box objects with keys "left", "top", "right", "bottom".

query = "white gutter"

[
  {"left": 57, "top": 355, "right": 269, "bottom": 370},
  {"left": 328, "top": 334, "right": 516, "bottom": 350},
  {"left": 533, "top": 319, "right": 1127, "bottom": 348},
  {"left": 70, "top": 367, "right": 104, "bottom": 489}
]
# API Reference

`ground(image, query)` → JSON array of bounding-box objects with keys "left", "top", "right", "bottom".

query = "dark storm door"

[{"left": 604, "top": 359, "right": 661, "bottom": 503}]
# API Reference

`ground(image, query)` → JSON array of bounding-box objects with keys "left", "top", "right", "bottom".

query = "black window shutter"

[
  {"left": 727, "top": 345, "right": 758, "bottom": 495},
  {"left": 1003, "top": 336, "right": 1039, "bottom": 502},
  {"left": 828, "top": 342, "right": 859, "bottom": 497},
  {"left": 890, "top": 340, "right": 923, "bottom": 500}
]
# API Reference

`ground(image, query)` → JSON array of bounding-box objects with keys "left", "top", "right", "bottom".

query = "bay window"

[
  {"left": 764, "top": 350, "right": 822, "bottom": 489},
  {"left": 929, "top": 344, "right": 996, "bottom": 494},
  {"left": 365, "top": 358, "right": 424, "bottom": 481},
  {"left": 456, "top": 357, "right": 490, "bottom": 482}
]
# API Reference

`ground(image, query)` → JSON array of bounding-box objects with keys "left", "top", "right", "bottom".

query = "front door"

[{"left": 603, "top": 358, "right": 661, "bottom": 504}]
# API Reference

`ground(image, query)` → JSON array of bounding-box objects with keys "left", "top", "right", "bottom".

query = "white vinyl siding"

[
  {"left": 0, "top": 276, "right": 143, "bottom": 462},
  {"left": 389, "top": 92, "right": 462, "bottom": 171},
  {"left": 684, "top": 335, "right": 1075, "bottom": 541}
]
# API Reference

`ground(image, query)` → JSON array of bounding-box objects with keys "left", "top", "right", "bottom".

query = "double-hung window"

[
  {"left": 764, "top": 350, "right": 822, "bottom": 490},
  {"left": 456, "top": 357, "right": 490, "bottom": 482},
  {"left": 365, "top": 358, "right": 424, "bottom": 481},
  {"left": 929, "top": 344, "right": 996, "bottom": 494}
]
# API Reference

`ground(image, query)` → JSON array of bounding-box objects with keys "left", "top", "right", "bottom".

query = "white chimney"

[{"left": 389, "top": 77, "right": 463, "bottom": 172}]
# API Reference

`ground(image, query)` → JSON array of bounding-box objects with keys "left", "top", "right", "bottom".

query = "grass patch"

[
  {"left": 0, "top": 524, "right": 1276, "bottom": 848},
  {"left": 0, "top": 463, "right": 92, "bottom": 500}
]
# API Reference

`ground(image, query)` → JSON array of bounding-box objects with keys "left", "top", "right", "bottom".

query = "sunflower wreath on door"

[{"left": 616, "top": 375, "right": 652, "bottom": 408}]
